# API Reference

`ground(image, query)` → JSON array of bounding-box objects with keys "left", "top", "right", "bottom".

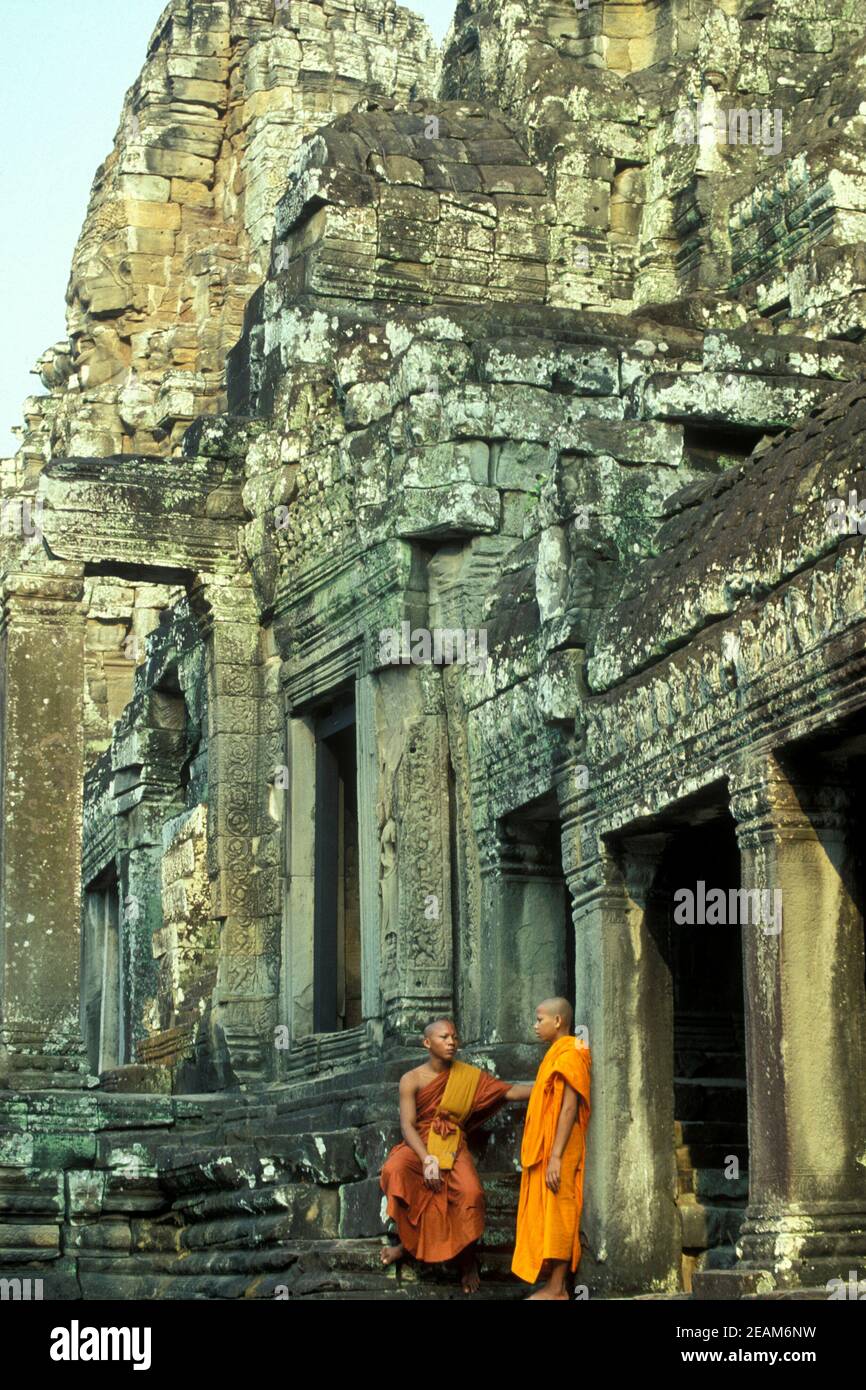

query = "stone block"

[
  {"left": 338, "top": 1178, "right": 387, "bottom": 1239},
  {"left": 118, "top": 174, "right": 171, "bottom": 202}
]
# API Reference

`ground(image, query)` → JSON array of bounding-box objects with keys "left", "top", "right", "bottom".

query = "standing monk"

[
  {"left": 512, "top": 997, "right": 592, "bottom": 1300},
  {"left": 380, "top": 1018, "right": 532, "bottom": 1294}
]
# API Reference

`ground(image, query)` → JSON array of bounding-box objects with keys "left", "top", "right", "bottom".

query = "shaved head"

[
  {"left": 538, "top": 997, "right": 574, "bottom": 1030},
  {"left": 424, "top": 1017, "right": 456, "bottom": 1038}
]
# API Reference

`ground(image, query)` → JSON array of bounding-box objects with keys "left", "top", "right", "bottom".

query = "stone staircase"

[
  {"left": 0, "top": 1058, "right": 532, "bottom": 1301},
  {"left": 674, "top": 1017, "right": 749, "bottom": 1292}
]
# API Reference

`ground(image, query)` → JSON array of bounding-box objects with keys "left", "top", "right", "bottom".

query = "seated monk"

[
  {"left": 380, "top": 1018, "right": 532, "bottom": 1294},
  {"left": 511, "top": 997, "right": 592, "bottom": 1300}
]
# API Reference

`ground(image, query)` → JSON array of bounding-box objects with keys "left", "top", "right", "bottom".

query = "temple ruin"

[{"left": 1, "top": 0, "right": 865, "bottom": 1299}]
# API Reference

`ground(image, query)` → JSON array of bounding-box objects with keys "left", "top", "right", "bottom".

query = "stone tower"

[{"left": 1, "top": 0, "right": 865, "bottom": 1300}]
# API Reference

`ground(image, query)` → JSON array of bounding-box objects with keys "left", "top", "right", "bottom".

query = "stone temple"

[{"left": 1, "top": 0, "right": 865, "bottom": 1300}]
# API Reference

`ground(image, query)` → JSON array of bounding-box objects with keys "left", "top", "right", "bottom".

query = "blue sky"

[{"left": 0, "top": 0, "right": 456, "bottom": 458}]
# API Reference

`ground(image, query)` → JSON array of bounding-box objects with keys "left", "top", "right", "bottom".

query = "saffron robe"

[
  {"left": 511, "top": 1035, "right": 592, "bottom": 1284},
  {"left": 380, "top": 1064, "right": 511, "bottom": 1262}
]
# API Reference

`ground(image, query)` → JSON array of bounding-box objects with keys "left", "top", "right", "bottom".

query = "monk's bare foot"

[
  {"left": 459, "top": 1254, "right": 481, "bottom": 1294},
  {"left": 380, "top": 1242, "right": 403, "bottom": 1267},
  {"left": 527, "top": 1285, "right": 569, "bottom": 1299}
]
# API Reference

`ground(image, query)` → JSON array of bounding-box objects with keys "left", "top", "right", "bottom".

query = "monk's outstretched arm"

[
  {"left": 546, "top": 1081, "right": 578, "bottom": 1193},
  {"left": 505, "top": 1083, "right": 533, "bottom": 1101}
]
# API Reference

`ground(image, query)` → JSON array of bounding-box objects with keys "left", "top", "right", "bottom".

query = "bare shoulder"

[{"left": 398, "top": 1065, "right": 427, "bottom": 1094}]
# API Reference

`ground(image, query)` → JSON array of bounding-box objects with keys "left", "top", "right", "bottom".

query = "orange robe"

[
  {"left": 380, "top": 1066, "right": 511, "bottom": 1263},
  {"left": 511, "top": 1035, "right": 592, "bottom": 1284}
]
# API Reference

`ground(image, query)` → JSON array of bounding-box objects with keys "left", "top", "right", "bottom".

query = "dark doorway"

[
  {"left": 313, "top": 692, "right": 361, "bottom": 1033},
  {"left": 647, "top": 815, "right": 749, "bottom": 1289}
]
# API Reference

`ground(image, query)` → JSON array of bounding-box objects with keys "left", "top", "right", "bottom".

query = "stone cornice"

[
  {"left": 38, "top": 456, "right": 245, "bottom": 577},
  {"left": 583, "top": 542, "right": 866, "bottom": 835}
]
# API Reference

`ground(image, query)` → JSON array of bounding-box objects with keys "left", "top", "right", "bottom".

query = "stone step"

[
  {"left": 0, "top": 1258, "right": 81, "bottom": 1298},
  {"left": 694, "top": 1244, "right": 739, "bottom": 1272},
  {"left": 76, "top": 1236, "right": 519, "bottom": 1281},
  {"left": 155, "top": 1117, "right": 524, "bottom": 1198},
  {"left": 180, "top": 1182, "right": 341, "bottom": 1241},
  {"left": 676, "top": 1119, "right": 748, "bottom": 1149},
  {"left": 74, "top": 1238, "right": 526, "bottom": 1300},
  {"left": 682, "top": 1242, "right": 740, "bottom": 1293},
  {"left": 269, "top": 1083, "right": 397, "bottom": 1134},
  {"left": 676, "top": 1140, "right": 748, "bottom": 1169},
  {"left": 156, "top": 1135, "right": 367, "bottom": 1198},
  {"left": 676, "top": 1165, "right": 749, "bottom": 1202},
  {"left": 678, "top": 1196, "right": 747, "bottom": 1251},
  {"left": 287, "top": 1283, "right": 526, "bottom": 1301},
  {"left": 0, "top": 1169, "right": 64, "bottom": 1217}
]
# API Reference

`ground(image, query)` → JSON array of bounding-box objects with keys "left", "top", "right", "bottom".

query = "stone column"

[
  {"left": 476, "top": 824, "right": 506, "bottom": 1044},
  {"left": 192, "top": 575, "right": 276, "bottom": 1086},
  {"left": 559, "top": 760, "right": 679, "bottom": 1294},
  {"left": 477, "top": 819, "right": 572, "bottom": 1045},
  {"left": 721, "top": 754, "right": 866, "bottom": 1293},
  {"left": 0, "top": 569, "right": 89, "bottom": 1088},
  {"left": 355, "top": 672, "right": 381, "bottom": 1023},
  {"left": 377, "top": 669, "right": 453, "bottom": 1040}
]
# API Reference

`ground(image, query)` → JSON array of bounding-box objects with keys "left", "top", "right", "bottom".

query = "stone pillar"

[
  {"left": 719, "top": 754, "right": 866, "bottom": 1293},
  {"left": 0, "top": 569, "right": 90, "bottom": 1088},
  {"left": 280, "top": 712, "right": 317, "bottom": 1045},
  {"left": 559, "top": 760, "right": 679, "bottom": 1294},
  {"left": 476, "top": 824, "right": 506, "bottom": 1044},
  {"left": 355, "top": 673, "right": 381, "bottom": 1023},
  {"left": 477, "top": 819, "right": 571, "bottom": 1045},
  {"left": 192, "top": 575, "right": 276, "bottom": 1086},
  {"left": 111, "top": 687, "right": 188, "bottom": 1068},
  {"left": 377, "top": 669, "right": 453, "bottom": 1040}
]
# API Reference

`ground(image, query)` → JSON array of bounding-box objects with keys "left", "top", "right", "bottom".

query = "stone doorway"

[
  {"left": 645, "top": 814, "right": 749, "bottom": 1290},
  {"left": 492, "top": 792, "right": 575, "bottom": 1043},
  {"left": 312, "top": 693, "right": 362, "bottom": 1033}
]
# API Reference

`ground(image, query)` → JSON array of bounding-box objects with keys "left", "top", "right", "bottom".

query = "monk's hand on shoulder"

[
  {"left": 546, "top": 1155, "right": 562, "bottom": 1193},
  {"left": 422, "top": 1154, "right": 442, "bottom": 1190}
]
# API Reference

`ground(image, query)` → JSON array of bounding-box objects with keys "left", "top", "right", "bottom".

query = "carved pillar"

[
  {"left": 722, "top": 753, "right": 866, "bottom": 1291},
  {"left": 111, "top": 687, "right": 189, "bottom": 1069},
  {"left": 441, "top": 672, "right": 482, "bottom": 1045},
  {"left": 356, "top": 672, "right": 381, "bottom": 1023},
  {"left": 379, "top": 672, "right": 453, "bottom": 1041},
  {"left": 192, "top": 575, "right": 275, "bottom": 1085},
  {"left": 559, "top": 760, "right": 679, "bottom": 1294},
  {"left": 476, "top": 824, "right": 504, "bottom": 1045},
  {"left": 0, "top": 569, "right": 90, "bottom": 1087}
]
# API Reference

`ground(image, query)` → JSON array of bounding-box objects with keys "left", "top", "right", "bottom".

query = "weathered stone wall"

[{"left": 3, "top": 0, "right": 866, "bottom": 1301}]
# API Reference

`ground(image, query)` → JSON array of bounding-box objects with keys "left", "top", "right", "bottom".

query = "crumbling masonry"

[{"left": 1, "top": 0, "right": 865, "bottom": 1299}]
